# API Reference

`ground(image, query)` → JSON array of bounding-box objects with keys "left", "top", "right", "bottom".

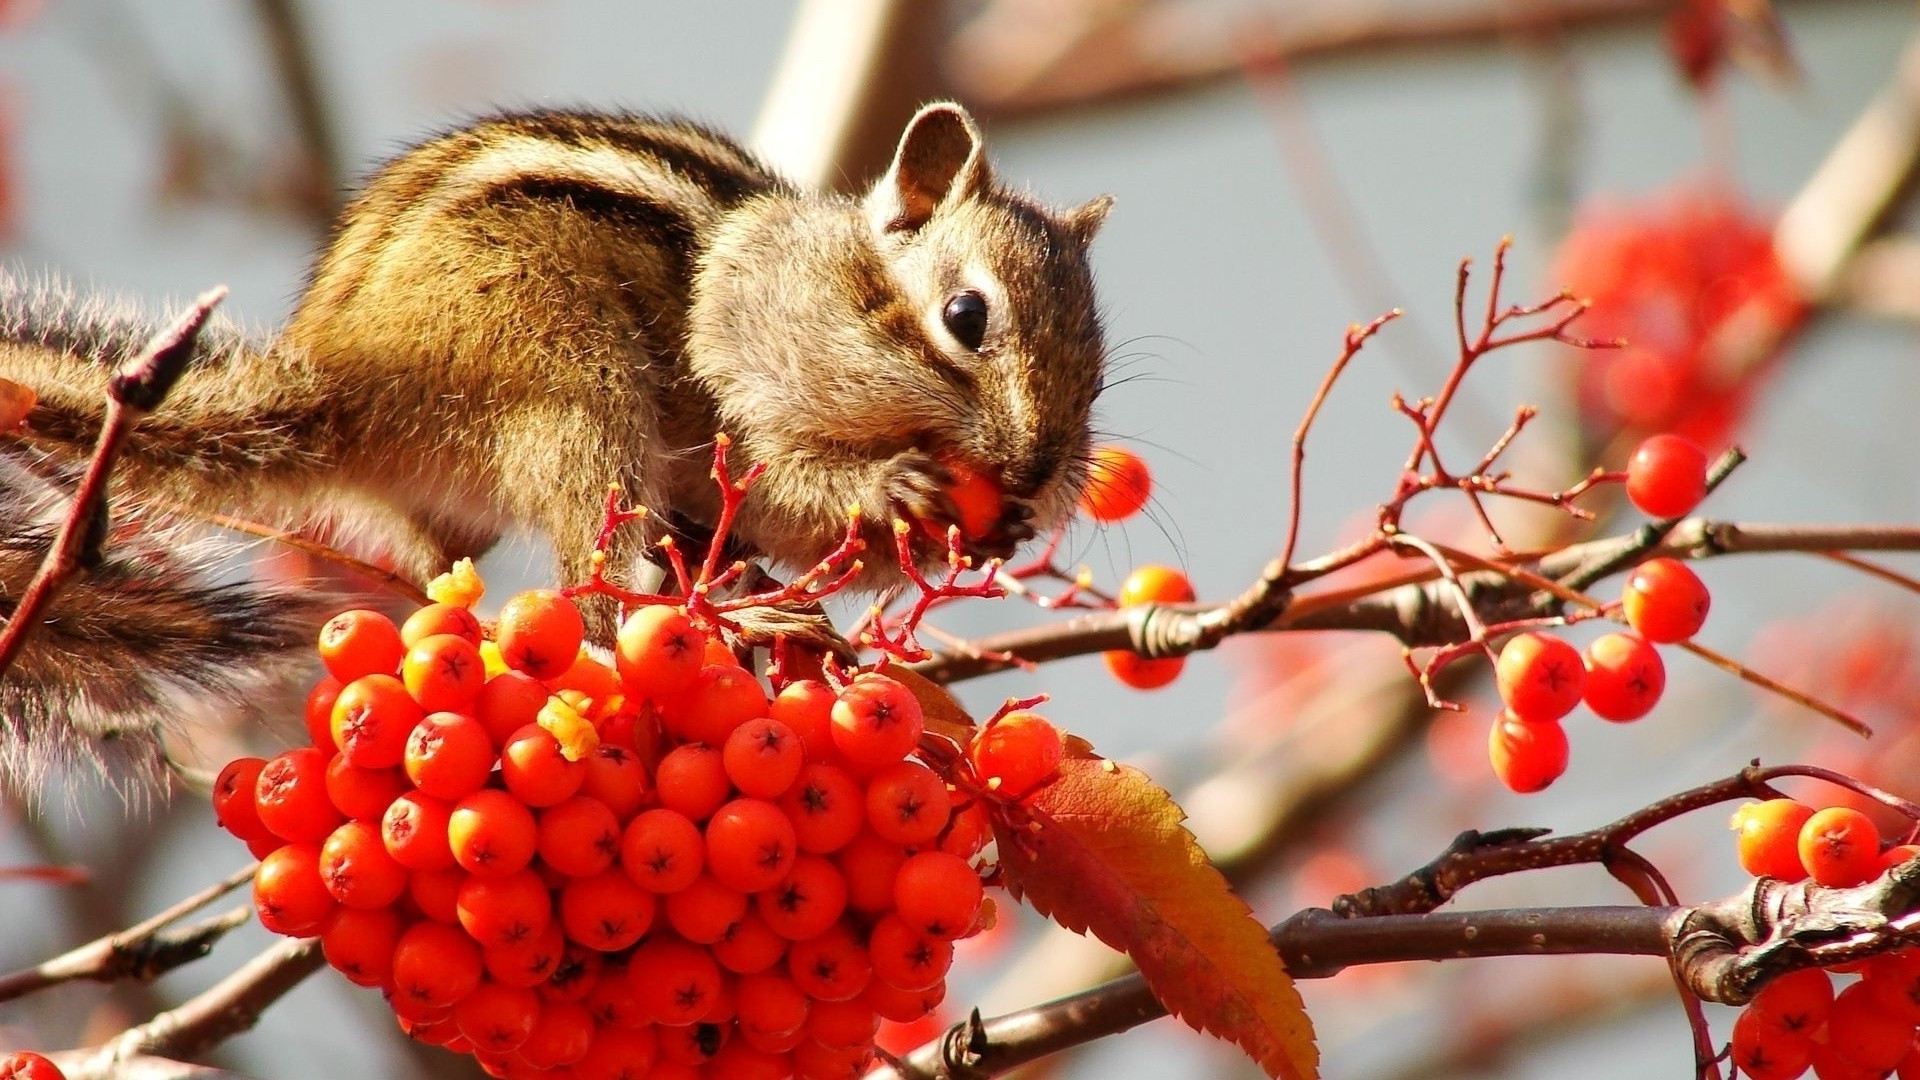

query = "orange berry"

[
  {"left": 615, "top": 604, "right": 708, "bottom": 697},
  {"left": 382, "top": 791, "right": 456, "bottom": 871},
  {"left": 0, "top": 1053, "right": 68, "bottom": 1080},
  {"left": 1487, "top": 712, "right": 1569, "bottom": 793},
  {"left": 893, "top": 851, "right": 983, "bottom": 939},
  {"left": 780, "top": 761, "right": 865, "bottom": 854},
  {"left": 867, "top": 913, "right": 953, "bottom": 992},
  {"left": 757, "top": 854, "right": 849, "bottom": 942},
  {"left": 663, "top": 664, "right": 771, "bottom": 745},
  {"left": 1494, "top": 632, "right": 1585, "bottom": 723},
  {"left": 1118, "top": 564, "right": 1195, "bottom": 606},
  {"left": 706, "top": 798, "right": 799, "bottom": 893},
  {"left": 402, "top": 633, "right": 487, "bottom": 713},
  {"left": 253, "top": 842, "right": 335, "bottom": 936},
  {"left": 391, "top": 920, "right": 485, "bottom": 1011},
  {"left": 256, "top": 747, "right": 345, "bottom": 844},
  {"left": 516, "top": 999, "right": 594, "bottom": 1070},
  {"left": 1730, "top": 1002, "right": 1814, "bottom": 1080},
  {"left": 304, "top": 676, "right": 343, "bottom": 753},
  {"left": 1731, "top": 799, "right": 1815, "bottom": 881},
  {"left": 621, "top": 807, "right": 706, "bottom": 893},
  {"left": 317, "top": 608, "right": 406, "bottom": 682},
  {"left": 319, "top": 905, "right": 403, "bottom": 987},
  {"left": 500, "top": 723, "right": 587, "bottom": 807},
  {"left": 318, "top": 819, "right": 409, "bottom": 909},
  {"left": 449, "top": 789, "right": 540, "bottom": 878},
  {"left": 785, "top": 923, "right": 871, "bottom": 1002},
  {"left": 558, "top": 869, "right": 656, "bottom": 952},
  {"left": 475, "top": 670, "right": 550, "bottom": 748},
  {"left": 627, "top": 937, "right": 724, "bottom": 1026},
  {"left": 936, "top": 455, "right": 1003, "bottom": 541},
  {"left": 580, "top": 743, "right": 651, "bottom": 821},
  {"left": 1827, "top": 979, "right": 1913, "bottom": 1072},
  {"left": 496, "top": 589, "right": 586, "bottom": 681},
  {"left": 838, "top": 830, "right": 909, "bottom": 915},
  {"left": 403, "top": 711, "right": 494, "bottom": 801},
  {"left": 454, "top": 980, "right": 541, "bottom": 1056},
  {"left": 536, "top": 795, "right": 622, "bottom": 878},
  {"left": 1625, "top": 432, "right": 1709, "bottom": 519},
  {"left": 1622, "top": 557, "right": 1710, "bottom": 643},
  {"left": 724, "top": 717, "right": 805, "bottom": 799},
  {"left": 664, "top": 873, "right": 750, "bottom": 943},
  {"left": 457, "top": 868, "right": 553, "bottom": 949},
  {"left": 1104, "top": 650, "right": 1184, "bottom": 690},
  {"left": 969, "top": 712, "right": 1063, "bottom": 797},
  {"left": 770, "top": 679, "right": 837, "bottom": 761},
  {"left": 1799, "top": 806, "right": 1882, "bottom": 888},
  {"left": 1079, "top": 445, "right": 1151, "bottom": 523},
  {"left": 482, "top": 920, "right": 565, "bottom": 988},
  {"left": 864, "top": 761, "right": 950, "bottom": 847},
  {"left": 401, "top": 601, "right": 483, "bottom": 647},
  {"left": 656, "top": 743, "right": 732, "bottom": 822},
  {"left": 572, "top": 1024, "right": 660, "bottom": 1079},
  {"left": 330, "top": 674, "right": 425, "bottom": 769},
  {"left": 212, "top": 756, "right": 272, "bottom": 846},
  {"left": 830, "top": 674, "right": 924, "bottom": 773},
  {"left": 1580, "top": 632, "right": 1665, "bottom": 722},
  {"left": 713, "top": 909, "right": 788, "bottom": 975}
]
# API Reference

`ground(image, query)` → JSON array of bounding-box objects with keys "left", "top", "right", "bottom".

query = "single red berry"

[
  {"left": 1799, "top": 806, "right": 1882, "bottom": 888},
  {"left": 317, "top": 608, "right": 406, "bottom": 683},
  {"left": 1079, "top": 445, "right": 1151, "bottom": 523},
  {"left": 1731, "top": 799, "right": 1815, "bottom": 881},
  {"left": 1580, "top": 632, "right": 1665, "bottom": 722},
  {"left": 495, "top": 589, "right": 585, "bottom": 681},
  {"left": 1103, "top": 651, "right": 1185, "bottom": 691},
  {"left": 1487, "top": 712, "right": 1569, "bottom": 793},
  {"left": 1625, "top": 432, "right": 1709, "bottom": 519},
  {"left": 1730, "top": 1002, "right": 1814, "bottom": 1080},
  {"left": 1493, "top": 632, "right": 1585, "bottom": 723},
  {"left": 1118, "top": 565, "right": 1195, "bottom": 606},
  {"left": 830, "top": 674, "right": 925, "bottom": 772},
  {"left": 1622, "top": 557, "right": 1710, "bottom": 643},
  {"left": 968, "top": 712, "right": 1064, "bottom": 796}
]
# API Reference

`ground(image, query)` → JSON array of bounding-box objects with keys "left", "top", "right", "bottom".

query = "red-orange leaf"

[{"left": 993, "top": 751, "right": 1316, "bottom": 1079}]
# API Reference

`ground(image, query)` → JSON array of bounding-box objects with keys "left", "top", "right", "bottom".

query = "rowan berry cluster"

[
  {"left": 212, "top": 569, "right": 1040, "bottom": 1079},
  {"left": 1727, "top": 798, "right": 1920, "bottom": 1079},
  {"left": 1486, "top": 433, "right": 1713, "bottom": 793}
]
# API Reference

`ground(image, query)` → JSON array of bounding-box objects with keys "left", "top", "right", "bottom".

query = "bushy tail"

[{"left": 0, "top": 450, "right": 329, "bottom": 799}]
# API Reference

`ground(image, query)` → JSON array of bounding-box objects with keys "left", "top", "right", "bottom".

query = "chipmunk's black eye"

[{"left": 941, "top": 291, "right": 989, "bottom": 351}]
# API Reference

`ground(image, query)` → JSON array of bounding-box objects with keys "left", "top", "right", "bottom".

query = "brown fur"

[{"left": 0, "top": 104, "right": 1110, "bottom": 787}]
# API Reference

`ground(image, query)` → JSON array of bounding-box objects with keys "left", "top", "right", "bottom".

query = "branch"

[
  {"left": 0, "top": 863, "right": 257, "bottom": 1002},
  {"left": 0, "top": 287, "right": 228, "bottom": 679},
  {"left": 909, "top": 520, "right": 1920, "bottom": 683},
  {"left": 954, "top": 0, "right": 1682, "bottom": 120},
  {"left": 77, "top": 937, "right": 324, "bottom": 1069},
  {"left": 879, "top": 765, "right": 1920, "bottom": 1077}
]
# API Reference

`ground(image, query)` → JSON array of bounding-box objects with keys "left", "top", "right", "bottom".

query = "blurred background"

[{"left": 3, "top": 0, "right": 1919, "bottom": 1077}]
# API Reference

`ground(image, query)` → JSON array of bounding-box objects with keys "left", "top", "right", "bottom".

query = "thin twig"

[
  {"left": 0, "top": 863, "right": 258, "bottom": 1002},
  {"left": 0, "top": 287, "right": 228, "bottom": 679}
]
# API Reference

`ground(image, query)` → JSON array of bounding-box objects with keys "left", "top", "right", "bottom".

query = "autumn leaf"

[{"left": 993, "top": 751, "right": 1316, "bottom": 1079}]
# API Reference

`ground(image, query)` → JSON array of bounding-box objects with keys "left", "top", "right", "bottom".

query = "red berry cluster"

[
  {"left": 1484, "top": 433, "right": 1714, "bottom": 793},
  {"left": 1552, "top": 181, "right": 1807, "bottom": 450},
  {"left": 213, "top": 579, "right": 1022, "bottom": 1080},
  {"left": 1728, "top": 799, "right": 1920, "bottom": 1079}
]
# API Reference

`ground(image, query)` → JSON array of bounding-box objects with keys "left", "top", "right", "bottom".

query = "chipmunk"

[{"left": 0, "top": 102, "right": 1113, "bottom": 788}]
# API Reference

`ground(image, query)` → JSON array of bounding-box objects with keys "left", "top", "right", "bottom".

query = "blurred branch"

[
  {"left": 80, "top": 938, "right": 324, "bottom": 1069},
  {"left": 951, "top": 0, "right": 1678, "bottom": 119},
  {"left": 247, "top": 0, "right": 342, "bottom": 223},
  {"left": 0, "top": 864, "right": 255, "bottom": 1002},
  {"left": 752, "top": 0, "right": 946, "bottom": 191}
]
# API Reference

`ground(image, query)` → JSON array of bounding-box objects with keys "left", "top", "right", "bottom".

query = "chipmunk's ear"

[
  {"left": 1062, "top": 194, "right": 1114, "bottom": 248},
  {"left": 867, "top": 102, "right": 991, "bottom": 235}
]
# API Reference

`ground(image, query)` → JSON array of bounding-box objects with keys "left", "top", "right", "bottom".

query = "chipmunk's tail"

[{"left": 0, "top": 451, "right": 328, "bottom": 800}]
